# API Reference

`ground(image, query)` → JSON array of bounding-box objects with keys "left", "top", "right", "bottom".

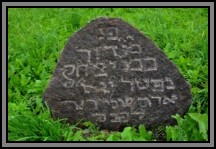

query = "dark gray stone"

[{"left": 43, "top": 17, "right": 192, "bottom": 130}]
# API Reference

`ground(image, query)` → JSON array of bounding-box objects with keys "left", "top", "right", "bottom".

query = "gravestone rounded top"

[{"left": 43, "top": 17, "right": 192, "bottom": 130}]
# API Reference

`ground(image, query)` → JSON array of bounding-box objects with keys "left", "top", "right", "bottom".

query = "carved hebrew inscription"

[
  {"left": 58, "top": 94, "right": 178, "bottom": 123},
  {"left": 43, "top": 18, "right": 192, "bottom": 130},
  {"left": 58, "top": 26, "right": 178, "bottom": 124}
]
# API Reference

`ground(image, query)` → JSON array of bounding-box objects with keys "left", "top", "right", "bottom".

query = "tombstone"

[{"left": 43, "top": 17, "right": 192, "bottom": 130}]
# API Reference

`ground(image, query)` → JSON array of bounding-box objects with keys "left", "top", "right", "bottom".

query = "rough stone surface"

[{"left": 43, "top": 17, "right": 192, "bottom": 130}]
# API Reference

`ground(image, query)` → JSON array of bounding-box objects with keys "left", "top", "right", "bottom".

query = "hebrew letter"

[
  {"left": 106, "top": 45, "right": 127, "bottom": 58},
  {"left": 117, "top": 97, "right": 133, "bottom": 107},
  {"left": 62, "top": 64, "right": 76, "bottom": 80},
  {"left": 119, "top": 112, "right": 129, "bottom": 123},
  {"left": 131, "top": 111, "right": 145, "bottom": 120},
  {"left": 77, "top": 49, "right": 92, "bottom": 63},
  {"left": 150, "top": 96, "right": 162, "bottom": 105},
  {"left": 80, "top": 83, "right": 95, "bottom": 94},
  {"left": 93, "top": 63, "right": 107, "bottom": 77},
  {"left": 63, "top": 80, "right": 75, "bottom": 88},
  {"left": 97, "top": 82, "right": 110, "bottom": 94},
  {"left": 92, "top": 113, "right": 106, "bottom": 122},
  {"left": 86, "top": 99, "right": 98, "bottom": 110},
  {"left": 165, "top": 77, "right": 175, "bottom": 90},
  {"left": 76, "top": 64, "right": 88, "bottom": 77},
  {"left": 125, "top": 97, "right": 134, "bottom": 107},
  {"left": 62, "top": 100, "right": 84, "bottom": 110},
  {"left": 150, "top": 79, "right": 164, "bottom": 92},
  {"left": 122, "top": 60, "right": 130, "bottom": 72},
  {"left": 138, "top": 97, "right": 152, "bottom": 108},
  {"left": 99, "top": 27, "right": 118, "bottom": 41},
  {"left": 135, "top": 78, "right": 149, "bottom": 90},
  {"left": 163, "top": 94, "right": 178, "bottom": 105},
  {"left": 143, "top": 58, "right": 157, "bottom": 71},
  {"left": 109, "top": 61, "right": 117, "bottom": 69},
  {"left": 110, "top": 113, "right": 121, "bottom": 123},
  {"left": 110, "top": 99, "right": 118, "bottom": 109},
  {"left": 110, "top": 112, "right": 129, "bottom": 123},
  {"left": 129, "top": 59, "right": 143, "bottom": 72},
  {"left": 129, "top": 44, "right": 141, "bottom": 54},
  {"left": 107, "top": 27, "right": 118, "bottom": 40},
  {"left": 120, "top": 76, "right": 135, "bottom": 92}
]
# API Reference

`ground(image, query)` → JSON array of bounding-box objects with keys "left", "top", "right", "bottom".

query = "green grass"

[{"left": 8, "top": 8, "right": 208, "bottom": 141}]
